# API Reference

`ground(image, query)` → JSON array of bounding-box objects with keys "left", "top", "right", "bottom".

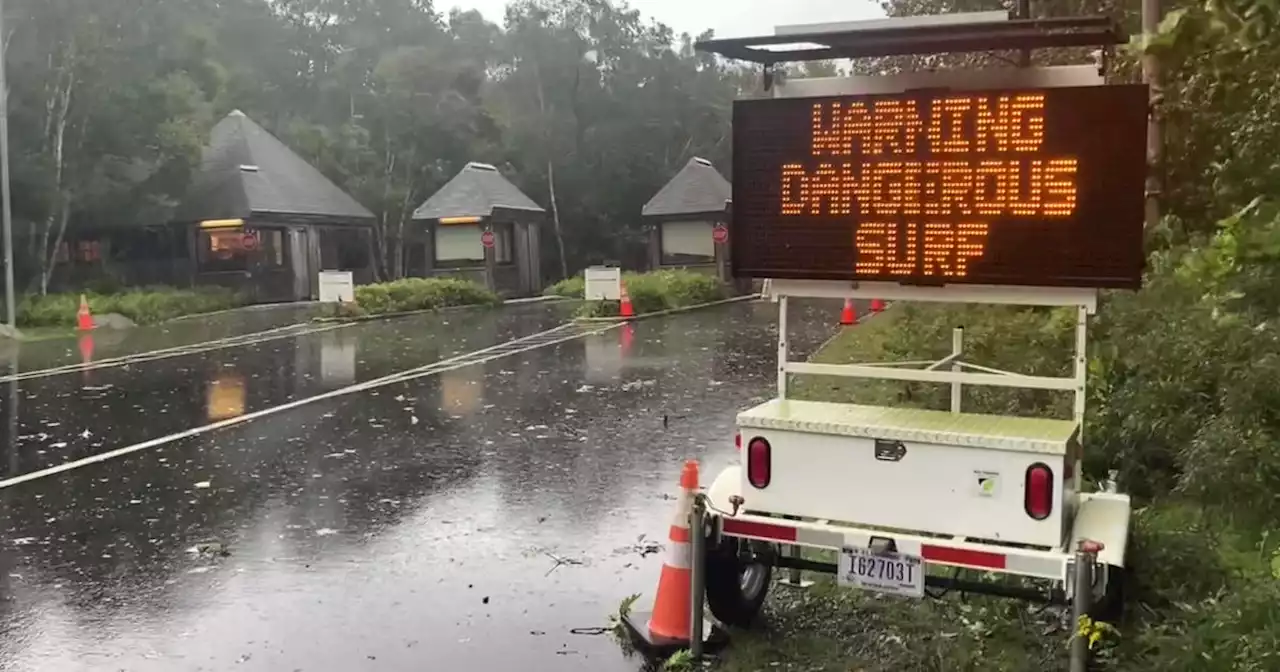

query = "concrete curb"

[
  {"left": 312, "top": 295, "right": 570, "bottom": 324},
  {"left": 571, "top": 294, "right": 762, "bottom": 324}
]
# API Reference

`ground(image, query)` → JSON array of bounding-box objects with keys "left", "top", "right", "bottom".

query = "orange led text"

[{"left": 783, "top": 91, "right": 1080, "bottom": 278}]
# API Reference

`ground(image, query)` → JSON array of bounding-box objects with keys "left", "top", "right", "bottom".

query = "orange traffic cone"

[
  {"left": 646, "top": 460, "right": 700, "bottom": 642},
  {"left": 76, "top": 294, "right": 94, "bottom": 331},
  {"left": 619, "top": 283, "right": 636, "bottom": 319},
  {"left": 870, "top": 298, "right": 886, "bottom": 313},
  {"left": 839, "top": 298, "right": 857, "bottom": 326}
]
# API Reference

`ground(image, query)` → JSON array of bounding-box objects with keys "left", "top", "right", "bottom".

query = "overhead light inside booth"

[
  {"left": 200, "top": 218, "right": 245, "bottom": 229},
  {"left": 439, "top": 216, "right": 483, "bottom": 225}
]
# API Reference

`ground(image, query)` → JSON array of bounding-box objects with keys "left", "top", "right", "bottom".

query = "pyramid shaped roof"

[
  {"left": 174, "top": 110, "right": 374, "bottom": 225},
  {"left": 412, "top": 162, "right": 545, "bottom": 221},
  {"left": 641, "top": 157, "right": 731, "bottom": 218}
]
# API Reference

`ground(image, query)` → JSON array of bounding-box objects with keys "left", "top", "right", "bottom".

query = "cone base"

[{"left": 619, "top": 610, "right": 728, "bottom": 658}]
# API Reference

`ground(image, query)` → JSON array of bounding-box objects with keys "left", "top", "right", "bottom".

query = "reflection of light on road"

[
  {"left": 206, "top": 372, "right": 247, "bottom": 421},
  {"left": 583, "top": 332, "right": 622, "bottom": 384},
  {"left": 320, "top": 330, "right": 357, "bottom": 386},
  {"left": 440, "top": 367, "right": 482, "bottom": 415}
]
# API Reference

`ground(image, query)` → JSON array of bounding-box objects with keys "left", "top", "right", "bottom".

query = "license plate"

[{"left": 837, "top": 546, "right": 925, "bottom": 598}]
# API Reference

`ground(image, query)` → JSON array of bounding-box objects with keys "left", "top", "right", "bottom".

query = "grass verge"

[
  {"left": 18, "top": 286, "right": 243, "bottom": 329},
  {"left": 712, "top": 306, "right": 1280, "bottom": 671},
  {"left": 544, "top": 269, "right": 728, "bottom": 318}
]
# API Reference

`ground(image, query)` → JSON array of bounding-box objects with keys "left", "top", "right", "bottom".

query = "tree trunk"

[
  {"left": 533, "top": 61, "right": 569, "bottom": 279},
  {"left": 39, "top": 69, "right": 74, "bottom": 296},
  {"left": 546, "top": 160, "right": 568, "bottom": 279}
]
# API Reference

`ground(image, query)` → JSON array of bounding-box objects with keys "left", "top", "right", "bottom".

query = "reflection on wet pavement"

[
  {"left": 0, "top": 302, "right": 577, "bottom": 479},
  {"left": 0, "top": 299, "right": 840, "bottom": 672}
]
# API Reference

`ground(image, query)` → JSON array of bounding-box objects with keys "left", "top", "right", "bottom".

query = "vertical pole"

[
  {"left": 1015, "top": 0, "right": 1032, "bottom": 66},
  {"left": 1074, "top": 305, "right": 1088, "bottom": 444},
  {"left": 1069, "top": 542, "right": 1097, "bottom": 672},
  {"left": 950, "top": 327, "right": 963, "bottom": 413},
  {"left": 777, "top": 295, "right": 788, "bottom": 400},
  {"left": 0, "top": 0, "right": 16, "bottom": 328},
  {"left": 689, "top": 496, "right": 706, "bottom": 660},
  {"left": 1142, "top": 0, "right": 1163, "bottom": 234}
]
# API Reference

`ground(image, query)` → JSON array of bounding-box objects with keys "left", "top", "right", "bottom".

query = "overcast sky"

[{"left": 445, "top": 0, "right": 887, "bottom": 39}]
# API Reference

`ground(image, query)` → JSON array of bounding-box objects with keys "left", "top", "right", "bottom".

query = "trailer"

[{"left": 688, "top": 10, "right": 1151, "bottom": 667}]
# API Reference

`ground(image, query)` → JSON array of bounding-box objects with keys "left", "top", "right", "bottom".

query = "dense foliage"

[{"left": 3, "top": 0, "right": 761, "bottom": 292}]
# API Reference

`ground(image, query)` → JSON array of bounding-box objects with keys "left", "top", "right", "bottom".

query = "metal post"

[
  {"left": 689, "top": 496, "right": 707, "bottom": 661},
  {"left": 1069, "top": 542, "right": 1098, "bottom": 672},
  {"left": 1074, "top": 305, "right": 1088, "bottom": 443},
  {"left": 1015, "top": 0, "right": 1032, "bottom": 66},
  {"left": 777, "top": 295, "right": 789, "bottom": 399},
  {"left": 0, "top": 0, "right": 17, "bottom": 328},
  {"left": 1142, "top": 0, "right": 1163, "bottom": 234},
  {"left": 950, "top": 327, "right": 963, "bottom": 413}
]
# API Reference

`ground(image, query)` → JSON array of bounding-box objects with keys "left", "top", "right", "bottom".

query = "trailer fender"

[
  {"left": 705, "top": 465, "right": 742, "bottom": 518},
  {"left": 1070, "top": 491, "right": 1131, "bottom": 569}
]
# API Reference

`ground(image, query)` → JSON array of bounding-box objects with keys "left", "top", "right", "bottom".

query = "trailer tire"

[
  {"left": 704, "top": 535, "right": 776, "bottom": 628},
  {"left": 1088, "top": 564, "right": 1125, "bottom": 623}
]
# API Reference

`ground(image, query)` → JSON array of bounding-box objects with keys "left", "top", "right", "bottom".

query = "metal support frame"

[
  {"left": 690, "top": 496, "right": 707, "bottom": 661},
  {"left": 771, "top": 554, "right": 1061, "bottom": 603},
  {"left": 772, "top": 281, "right": 1092, "bottom": 430},
  {"left": 1069, "top": 542, "right": 1099, "bottom": 672}
]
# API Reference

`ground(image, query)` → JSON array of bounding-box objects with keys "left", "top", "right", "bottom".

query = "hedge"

[
  {"left": 344, "top": 277, "right": 500, "bottom": 317},
  {"left": 543, "top": 269, "right": 728, "bottom": 318},
  {"left": 18, "top": 286, "right": 243, "bottom": 328}
]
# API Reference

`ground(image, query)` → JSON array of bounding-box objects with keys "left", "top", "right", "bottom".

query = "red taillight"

[
  {"left": 734, "top": 433, "right": 742, "bottom": 451},
  {"left": 747, "top": 437, "right": 771, "bottom": 489},
  {"left": 1024, "top": 463, "right": 1054, "bottom": 520}
]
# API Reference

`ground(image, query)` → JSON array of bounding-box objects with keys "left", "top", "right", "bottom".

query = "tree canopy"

[{"left": 2, "top": 0, "right": 766, "bottom": 290}]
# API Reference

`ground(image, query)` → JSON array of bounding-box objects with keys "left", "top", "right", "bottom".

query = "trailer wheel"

[
  {"left": 1088, "top": 564, "right": 1125, "bottom": 623},
  {"left": 704, "top": 535, "right": 776, "bottom": 627}
]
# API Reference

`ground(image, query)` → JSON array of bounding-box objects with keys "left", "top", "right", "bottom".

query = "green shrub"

[
  {"left": 570, "top": 269, "right": 726, "bottom": 317},
  {"left": 17, "top": 286, "right": 242, "bottom": 328},
  {"left": 543, "top": 275, "right": 584, "bottom": 298},
  {"left": 352, "top": 277, "right": 499, "bottom": 315}
]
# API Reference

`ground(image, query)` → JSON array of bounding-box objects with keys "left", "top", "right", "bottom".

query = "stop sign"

[
  {"left": 712, "top": 224, "right": 729, "bottom": 244},
  {"left": 480, "top": 230, "right": 496, "bottom": 248}
]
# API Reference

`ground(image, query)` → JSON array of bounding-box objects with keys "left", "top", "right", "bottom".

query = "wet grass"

[{"left": 710, "top": 544, "right": 1078, "bottom": 672}]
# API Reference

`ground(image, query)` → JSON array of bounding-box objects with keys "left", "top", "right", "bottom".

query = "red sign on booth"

[
  {"left": 241, "top": 232, "right": 259, "bottom": 251},
  {"left": 712, "top": 224, "right": 729, "bottom": 244},
  {"left": 480, "top": 230, "right": 496, "bottom": 249}
]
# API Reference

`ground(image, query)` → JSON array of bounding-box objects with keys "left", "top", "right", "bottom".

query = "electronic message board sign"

[{"left": 730, "top": 84, "right": 1150, "bottom": 289}]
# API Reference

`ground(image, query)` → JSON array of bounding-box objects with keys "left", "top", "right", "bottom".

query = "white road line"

[
  {"left": 0, "top": 322, "right": 356, "bottom": 383},
  {"left": 0, "top": 322, "right": 620, "bottom": 490}
]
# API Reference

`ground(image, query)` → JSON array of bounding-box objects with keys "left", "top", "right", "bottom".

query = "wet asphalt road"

[
  {"left": 0, "top": 298, "right": 840, "bottom": 672},
  {"left": 1, "top": 302, "right": 577, "bottom": 478}
]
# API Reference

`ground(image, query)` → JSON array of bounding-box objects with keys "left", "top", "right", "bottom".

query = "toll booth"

[
  {"left": 641, "top": 157, "right": 733, "bottom": 284},
  {"left": 407, "top": 162, "right": 546, "bottom": 298}
]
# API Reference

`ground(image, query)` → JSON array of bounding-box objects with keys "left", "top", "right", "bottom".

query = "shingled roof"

[
  {"left": 174, "top": 110, "right": 374, "bottom": 225},
  {"left": 412, "top": 162, "right": 545, "bottom": 221},
  {"left": 641, "top": 157, "right": 732, "bottom": 219}
]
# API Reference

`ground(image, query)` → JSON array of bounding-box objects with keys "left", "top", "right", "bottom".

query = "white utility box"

[
  {"left": 318, "top": 270, "right": 355, "bottom": 303},
  {"left": 583, "top": 266, "right": 622, "bottom": 301}
]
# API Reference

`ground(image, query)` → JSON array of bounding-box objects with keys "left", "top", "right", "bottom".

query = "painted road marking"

[{"left": 0, "top": 322, "right": 621, "bottom": 490}]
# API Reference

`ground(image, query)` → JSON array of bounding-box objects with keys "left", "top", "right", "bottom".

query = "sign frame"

[{"left": 731, "top": 65, "right": 1147, "bottom": 293}]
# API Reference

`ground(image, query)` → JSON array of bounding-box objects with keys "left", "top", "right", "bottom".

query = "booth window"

[
  {"left": 198, "top": 229, "right": 248, "bottom": 273},
  {"left": 435, "top": 221, "right": 516, "bottom": 267},
  {"left": 256, "top": 229, "right": 286, "bottom": 268},
  {"left": 660, "top": 220, "right": 716, "bottom": 265}
]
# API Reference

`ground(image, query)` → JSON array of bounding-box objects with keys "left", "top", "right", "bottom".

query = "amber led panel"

[{"left": 731, "top": 84, "right": 1149, "bottom": 289}]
